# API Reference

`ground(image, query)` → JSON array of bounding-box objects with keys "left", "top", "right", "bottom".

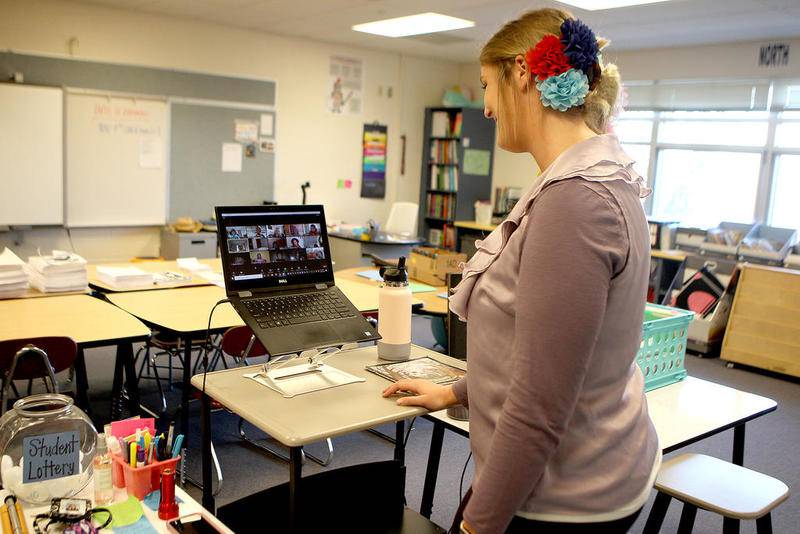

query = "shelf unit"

[{"left": 418, "top": 107, "right": 495, "bottom": 249}]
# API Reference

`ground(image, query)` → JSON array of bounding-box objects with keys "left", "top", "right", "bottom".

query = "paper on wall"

[
  {"left": 139, "top": 136, "right": 163, "bottom": 169},
  {"left": 234, "top": 120, "right": 259, "bottom": 143},
  {"left": 222, "top": 143, "right": 242, "bottom": 172},
  {"left": 259, "top": 137, "right": 275, "bottom": 154},
  {"left": 260, "top": 114, "right": 274, "bottom": 136}
]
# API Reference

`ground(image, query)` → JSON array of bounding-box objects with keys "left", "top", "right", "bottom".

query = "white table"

[
  {"left": 191, "top": 345, "right": 461, "bottom": 531},
  {"left": 419, "top": 376, "right": 777, "bottom": 519},
  {"left": 0, "top": 483, "right": 231, "bottom": 533}
]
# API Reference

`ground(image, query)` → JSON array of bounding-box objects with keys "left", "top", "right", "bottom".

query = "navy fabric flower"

[
  {"left": 536, "top": 68, "right": 590, "bottom": 112},
  {"left": 560, "top": 18, "right": 599, "bottom": 77}
]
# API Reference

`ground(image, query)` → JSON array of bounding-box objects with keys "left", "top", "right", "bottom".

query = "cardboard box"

[{"left": 408, "top": 247, "right": 466, "bottom": 286}]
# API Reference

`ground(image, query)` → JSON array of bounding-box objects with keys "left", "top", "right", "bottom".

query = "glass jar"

[{"left": 0, "top": 394, "right": 97, "bottom": 504}]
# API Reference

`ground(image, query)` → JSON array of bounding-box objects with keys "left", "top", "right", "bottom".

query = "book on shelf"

[
  {"left": 426, "top": 193, "right": 454, "bottom": 220},
  {"left": 429, "top": 165, "right": 459, "bottom": 191},
  {"left": 431, "top": 111, "right": 450, "bottom": 137},
  {"left": 429, "top": 111, "right": 463, "bottom": 138},
  {"left": 430, "top": 139, "right": 458, "bottom": 164},
  {"left": 427, "top": 224, "right": 456, "bottom": 249}
]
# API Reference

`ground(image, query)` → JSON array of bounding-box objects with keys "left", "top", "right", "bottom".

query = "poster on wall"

[
  {"left": 327, "top": 56, "right": 363, "bottom": 115},
  {"left": 361, "top": 123, "right": 387, "bottom": 199}
]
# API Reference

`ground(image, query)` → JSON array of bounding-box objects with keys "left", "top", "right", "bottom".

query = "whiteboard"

[
  {"left": 66, "top": 92, "right": 167, "bottom": 227},
  {"left": 0, "top": 84, "right": 63, "bottom": 225}
]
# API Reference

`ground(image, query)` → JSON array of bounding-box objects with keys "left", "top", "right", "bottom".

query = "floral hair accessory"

[
  {"left": 524, "top": 18, "right": 600, "bottom": 112},
  {"left": 559, "top": 19, "right": 600, "bottom": 79},
  {"left": 536, "top": 69, "right": 590, "bottom": 112},
  {"left": 525, "top": 34, "right": 571, "bottom": 81}
]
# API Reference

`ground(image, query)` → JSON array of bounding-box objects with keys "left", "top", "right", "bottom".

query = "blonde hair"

[{"left": 480, "top": 8, "right": 620, "bottom": 134}]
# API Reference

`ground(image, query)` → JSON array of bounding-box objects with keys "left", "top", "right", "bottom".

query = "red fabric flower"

[{"left": 525, "top": 35, "right": 571, "bottom": 81}]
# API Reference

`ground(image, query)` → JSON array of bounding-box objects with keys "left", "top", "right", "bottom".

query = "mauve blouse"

[{"left": 450, "top": 135, "right": 661, "bottom": 532}]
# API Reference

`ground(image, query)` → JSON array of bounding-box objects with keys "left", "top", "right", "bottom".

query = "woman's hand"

[{"left": 382, "top": 379, "right": 458, "bottom": 410}]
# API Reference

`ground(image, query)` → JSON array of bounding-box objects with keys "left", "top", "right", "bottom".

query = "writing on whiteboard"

[
  {"left": 97, "top": 123, "right": 161, "bottom": 135},
  {"left": 94, "top": 103, "right": 150, "bottom": 119}
]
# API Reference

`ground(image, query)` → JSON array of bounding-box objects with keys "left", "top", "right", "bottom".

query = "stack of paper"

[
  {"left": 27, "top": 251, "right": 89, "bottom": 293},
  {"left": 176, "top": 257, "right": 212, "bottom": 272},
  {"left": 0, "top": 248, "right": 29, "bottom": 298},
  {"left": 96, "top": 266, "right": 154, "bottom": 289}
]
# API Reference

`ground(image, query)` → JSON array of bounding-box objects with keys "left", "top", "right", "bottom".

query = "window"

[
  {"left": 621, "top": 143, "right": 651, "bottom": 180},
  {"left": 614, "top": 111, "right": 654, "bottom": 181},
  {"left": 651, "top": 150, "right": 761, "bottom": 228},
  {"left": 769, "top": 155, "right": 800, "bottom": 232}
]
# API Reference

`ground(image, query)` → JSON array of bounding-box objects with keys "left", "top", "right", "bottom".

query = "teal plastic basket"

[{"left": 638, "top": 304, "right": 694, "bottom": 391}]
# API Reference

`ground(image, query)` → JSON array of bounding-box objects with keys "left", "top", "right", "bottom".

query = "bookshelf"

[{"left": 418, "top": 107, "right": 496, "bottom": 249}]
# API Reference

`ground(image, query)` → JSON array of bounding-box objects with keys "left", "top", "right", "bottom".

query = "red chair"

[
  {"left": 0, "top": 337, "right": 79, "bottom": 415},
  {"left": 220, "top": 326, "right": 333, "bottom": 466}
]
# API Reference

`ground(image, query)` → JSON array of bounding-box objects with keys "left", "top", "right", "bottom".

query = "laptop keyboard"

[{"left": 243, "top": 291, "right": 357, "bottom": 328}]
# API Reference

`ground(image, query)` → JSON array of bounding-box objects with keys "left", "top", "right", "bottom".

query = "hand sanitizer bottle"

[{"left": 377, "top": 257, "right": 412, "bottom": 360}]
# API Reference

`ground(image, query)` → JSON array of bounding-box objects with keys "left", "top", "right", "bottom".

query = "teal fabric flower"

[{"left": 536, "top": 68, "right": 590, "bottom": 112}]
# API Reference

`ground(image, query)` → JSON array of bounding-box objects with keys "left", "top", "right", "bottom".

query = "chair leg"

[
  {"left": 150, "top": 354, "right": 168, "bottom": 416},
  {"left": 677, "top": 503, "right": 698, "bottom": 534},
  {"left": 238, "top": 417, "right": 291, "bottom": 462},
  {"left": 303, "top": 438, "right": 334, "bottom": 467},
  {"left": 643, "top": 492, "right": 672, "bottom": 534},
  {"left": 756, "top": 513, "right": 772, "bottom": 534}
]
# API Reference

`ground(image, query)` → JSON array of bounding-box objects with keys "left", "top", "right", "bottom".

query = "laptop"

[{"left": 215, "top": 205, "right": 380, "bottom": 357}]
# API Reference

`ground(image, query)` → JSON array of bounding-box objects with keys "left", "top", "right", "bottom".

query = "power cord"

[
  {"left": 202, "top": 298, "right": 231, "bottom": 395},
  {"left": 459, "top": 451, "right": 473, "bottom": 504}
]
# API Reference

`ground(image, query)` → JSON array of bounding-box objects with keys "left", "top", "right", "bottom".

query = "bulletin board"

[{"left": 169, "top": 102, "right": 276, "bottom": 221}]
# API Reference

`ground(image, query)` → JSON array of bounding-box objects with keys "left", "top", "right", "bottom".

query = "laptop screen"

[{"left": 215, "top": 205, "right": 334, "bottom": 291}]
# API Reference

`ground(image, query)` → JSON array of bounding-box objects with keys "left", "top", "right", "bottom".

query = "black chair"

[
  {"left": 446, "top": 273, "right": 466, "bottom": 360},
  {"left": 217, "top": 460, "right": 445, "bottom": 533}
]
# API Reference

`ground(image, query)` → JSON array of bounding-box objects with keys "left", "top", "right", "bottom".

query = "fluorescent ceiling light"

[
  {"left": 557, "top": 0, "right": 672, "bottom": 10},
  {"left": 352, "top": 12, "right": 475, "bottom": 38}
]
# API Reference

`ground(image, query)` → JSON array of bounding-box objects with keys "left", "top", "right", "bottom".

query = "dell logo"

[{"left": 278, "top": 278, "right": 288, "bottom": 284}]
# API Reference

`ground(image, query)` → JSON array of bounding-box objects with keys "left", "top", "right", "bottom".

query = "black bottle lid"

[{"left": 381, "top": 256, "right": 408, "bottom": 284}]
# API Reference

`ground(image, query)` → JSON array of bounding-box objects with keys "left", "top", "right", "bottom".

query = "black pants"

[
  {"left": 505, "top": 508, "right": 642, "bottom": 533},
  {"left": 450, "top": 488, "right": 642, "bottom": 533}
]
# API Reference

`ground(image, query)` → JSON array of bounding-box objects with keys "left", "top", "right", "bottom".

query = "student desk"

[
  {"left": 106, "top": 282, "right": 404, "bottom": 439},
  {"left": 7, "top": 287, "right": 90, "bottom": 299},
  {"left": 419, "top": 375, "right": 778, "bottom": 519},
  {"left": 335, "top": 267, "right": 446, "bottom": 316},
  {"left": 106, "top": 286, "right": 240, "bottom": 438},
  {"left": 88, "top": 258, "right": 222, "bottom": 292},
  {"left": 329, "top": 230, "right": 426, "bottom": 271},
  {"left": 0, "top": 484, "right": 231, "bottom": 533},
  {"left": 191, "top": 344, "right": 461, "bottom": 529},
  {"left": 0, "top": 294, "right": 151, "bottom": 419}
]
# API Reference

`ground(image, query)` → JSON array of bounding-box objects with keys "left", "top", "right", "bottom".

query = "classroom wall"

[
  {"left": 460, "top": 37, "right": 800, "bottom": 198},
  {"left": 0, "top": 0, "right": 459, "bottom": 261}
]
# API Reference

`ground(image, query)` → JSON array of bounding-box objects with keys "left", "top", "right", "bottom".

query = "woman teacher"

[{"left": 383, "top": 8, "right": 659, "bottom": 534}]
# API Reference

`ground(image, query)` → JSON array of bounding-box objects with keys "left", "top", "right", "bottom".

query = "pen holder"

[{"left": 111, "top": 453, "right": 180, "bottom": 500}]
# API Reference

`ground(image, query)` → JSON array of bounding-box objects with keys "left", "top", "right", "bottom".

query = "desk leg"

[
  {"left": 121, "top": 343, "right": 140, "bottom": 416},
  {"left": 722, "top": 424, "right": 746, "bottom": 534},
  {"left": 394, "top": 420, "right": 405, "bottom": 464},
  {"left": 289, "top": 446, "right": 303, "bottom": 533},
  {"left": 420, "top": 421, "right": 445, "bottom": 518},
  {"left": 74, "top": 347, "right": 91, "bottom": 417},
  {"left": 200, "top": 391, "right": 214, "bottom": 512},
  {"left": 181, "top": 337, "right": 192, "bottom": 440},
  {"left": 732, "top": 424, "right": 745, "bottom": 465}
]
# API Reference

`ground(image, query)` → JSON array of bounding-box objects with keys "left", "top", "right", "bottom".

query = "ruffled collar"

[{"left": 449, "top": 134, "right": 649, "bottom": 320}]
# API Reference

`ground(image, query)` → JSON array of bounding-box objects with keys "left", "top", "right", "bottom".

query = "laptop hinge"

[
  {"left": 238, "top": 291, "right": 253, "bottom": 298},
  {"left": 315, "top": 283, "right": 327, "bottom": 290}
]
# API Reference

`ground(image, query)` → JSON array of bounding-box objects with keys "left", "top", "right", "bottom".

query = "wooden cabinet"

[{"left": 721, "top": 264, "right": 800, "bottom": 377}]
